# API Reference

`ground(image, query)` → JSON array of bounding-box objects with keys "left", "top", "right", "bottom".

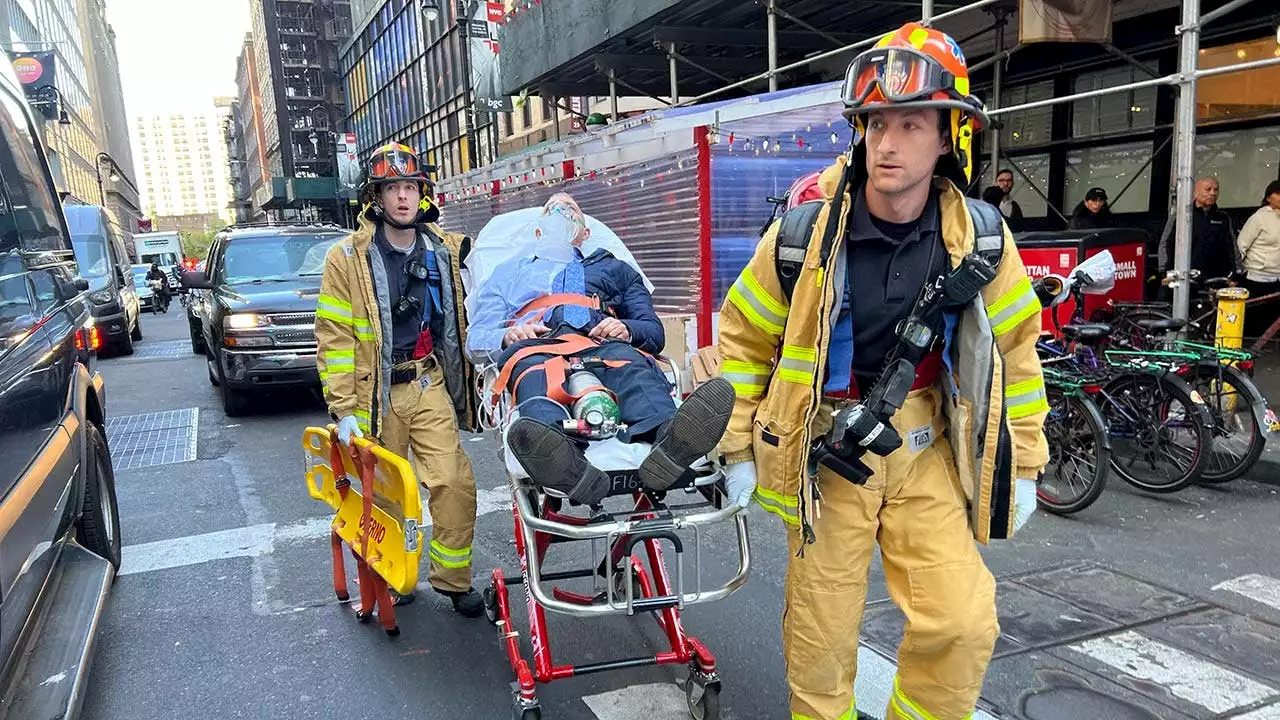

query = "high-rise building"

[
  {"left": 132, "top": 109, "right": 236, "bottom": 229},
  {"left": 340, "top": 0, "right": 501, "bottom": 181},
  {"left": 1, "top": 0, "right": 142, "bottom": 237},
  {"left": 237, "top": 0, "right": 353, "bottom": 222}
]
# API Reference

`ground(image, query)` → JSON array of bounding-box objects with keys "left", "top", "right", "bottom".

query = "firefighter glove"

[
  {"left": 723, "top": 461, "right": 757, "bottom": 510},
  {"left": 336, "top": 415, "right": 364, "bottom": 446},
  {"left": 1013, "top": 477, "right": 1037, "bottom": 533}
]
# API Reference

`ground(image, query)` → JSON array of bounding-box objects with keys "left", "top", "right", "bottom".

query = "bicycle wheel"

[
  {"left": 1182, "top": 361, "right": 1266, "bottom": 483},
  {"left": 1099, "top": 371, "right": 1212, "bottom": 493},
  {"left": 1037, "top": 386, "right": 1110, "bottom": 515}
]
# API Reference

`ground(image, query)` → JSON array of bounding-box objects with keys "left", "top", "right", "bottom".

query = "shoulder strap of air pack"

[
  {"left": 773, "top": 200, "right": 824, "bottom": 301},
  {"left": 967, "top": 198, "right": 1006, "bottom": 268},
  {"left": 771, "top": 196, "right": 1007, "bottom": 302}
]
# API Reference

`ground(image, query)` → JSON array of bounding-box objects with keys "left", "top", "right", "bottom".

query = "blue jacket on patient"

[{"left": 466, "top": 248, "right": 665, "bottom": 364}]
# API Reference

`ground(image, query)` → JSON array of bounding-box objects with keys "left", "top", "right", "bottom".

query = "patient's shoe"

[
  {"left": 509, "top": 417, "right": 611, "bottom": 505},
  {"left": 639, "top": 377, "right": 736, "bottom": 492}
]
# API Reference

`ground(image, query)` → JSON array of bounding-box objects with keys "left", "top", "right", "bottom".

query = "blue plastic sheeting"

[{"left": 706, "top": 121, "right": 849, "bottom": 308}]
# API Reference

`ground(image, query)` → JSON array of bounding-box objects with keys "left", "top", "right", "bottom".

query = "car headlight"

[
  {"left": 224, "top": 313, "right": 262, "bottom": 330},
  {"left": 89, "top": 290, "right": 114, "bottom": 305}
]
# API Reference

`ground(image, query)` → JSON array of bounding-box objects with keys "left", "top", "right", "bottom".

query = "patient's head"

[{"left": 542, "top": 193, "right": 590, "bottom": 246}]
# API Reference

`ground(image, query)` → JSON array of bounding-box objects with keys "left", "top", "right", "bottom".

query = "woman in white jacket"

[{"left": 1237, "top": 180, "right": 1280, "bottom": 337}]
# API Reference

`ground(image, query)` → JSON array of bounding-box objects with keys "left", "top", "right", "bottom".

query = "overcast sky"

[{"left": 106, "top": 0, "right": 250, "bottom": 118}]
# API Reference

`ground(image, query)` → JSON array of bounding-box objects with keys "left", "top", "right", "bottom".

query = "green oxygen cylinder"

[{"left": 566, "top": 371, "right": 621, "bottom": 433}]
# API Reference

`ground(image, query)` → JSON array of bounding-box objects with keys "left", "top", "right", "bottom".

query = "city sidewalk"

[{"left": 1249, "top": 352, "right": 1280, "bottom": 487}]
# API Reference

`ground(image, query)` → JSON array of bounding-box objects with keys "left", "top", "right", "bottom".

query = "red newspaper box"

[{"left": 1015, "top": 228, "right": 1150, "bottom": 334}]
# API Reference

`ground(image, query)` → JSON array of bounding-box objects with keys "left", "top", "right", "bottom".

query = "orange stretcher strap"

[
  {"left": 507, "top": 293, "right": 603, "bottom": 327},
  {"left": 492, "top": 334, "right": 601, "bottom": 400}
]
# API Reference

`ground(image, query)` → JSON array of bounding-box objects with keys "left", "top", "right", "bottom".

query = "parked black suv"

[
  {"left": 0, "top": 61, "right": 120, "bottom": 717},
  {"left": 181, "top": 222, "right": 346, "bottom": 417}
]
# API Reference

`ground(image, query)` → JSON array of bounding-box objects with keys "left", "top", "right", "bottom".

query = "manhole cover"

[
  {"left": 106, "top": 408, "right": 199, "bottom": 470},
  {"left": 131, "top": 340, "right": 192, "bottom": 359}
]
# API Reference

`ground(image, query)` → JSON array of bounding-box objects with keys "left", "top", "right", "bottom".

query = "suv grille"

[
  {"left": 267, "top": 312, "right": 316, "bottom": 346},
  {"left": 268, "top": 312, "right": 316, "bottom": 327}
]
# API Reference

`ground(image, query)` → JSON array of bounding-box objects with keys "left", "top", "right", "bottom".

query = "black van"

[
  {"left": 0, "top": 60, "right": 120, "bottom": 716},
  {"left": 65, "top": 203, "right": 142, "bottom": 355}
]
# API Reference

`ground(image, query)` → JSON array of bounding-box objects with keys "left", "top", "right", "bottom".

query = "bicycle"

[
  {"left": 1105, "top": 327, "right": 1267, "bottom": 484},
  {"left": 1037, "top": 367, "right": 1111, "bottom": 515},
  {"left": 1035, "top": 256, "right": 1215, "bottom": 495}
]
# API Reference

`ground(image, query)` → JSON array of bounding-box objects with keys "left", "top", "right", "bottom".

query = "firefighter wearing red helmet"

[
  {"left": 315, "top": 142, "right": 485, "bottom": 617},
  {"left": 717, "top": 23, "right": 1049, "bottom": 720}
]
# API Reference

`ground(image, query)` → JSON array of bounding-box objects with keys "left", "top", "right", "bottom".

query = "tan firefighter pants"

[
  {"left": 379, "top": 357, "right": 477, "bottom": 593},
  {"left": 784, "top": 386, "right": 999, "bottom": 720}
]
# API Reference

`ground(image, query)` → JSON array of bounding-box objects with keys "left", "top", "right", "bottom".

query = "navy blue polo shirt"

[
  {"left": 845, "top": 186, "right": 948, "bottom": 390},
  {"left": 373, "top": 226, "right": 431, "bottom": 355}
]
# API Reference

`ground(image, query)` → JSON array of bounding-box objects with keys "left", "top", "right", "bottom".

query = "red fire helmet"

[{"left": 785, "top": 171, "right": 824, "bottom": 210}]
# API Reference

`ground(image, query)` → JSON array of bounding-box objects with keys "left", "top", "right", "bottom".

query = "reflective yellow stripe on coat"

[
  {"left": 721, "top": 360, "right": 772, "bottom": 398},
  {"left": 727, "top": 270, "right": 788, "bottom": 336},
  {"left": 986, "top": 276, "right": 1039, "bottom": 337}
]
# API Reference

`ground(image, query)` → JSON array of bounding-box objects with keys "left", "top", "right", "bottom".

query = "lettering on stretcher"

[{"left": 360, "top": 513, "right": 388, "bottom": 545}]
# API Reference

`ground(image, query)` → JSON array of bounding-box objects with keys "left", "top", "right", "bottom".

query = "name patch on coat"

[{"left": 908, "top": 425, "right": 933, "bottom": 453}]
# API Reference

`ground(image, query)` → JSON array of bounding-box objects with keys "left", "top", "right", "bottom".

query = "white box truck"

[{"left": 135, "top": 231, "right": 184, "bottom": 288}]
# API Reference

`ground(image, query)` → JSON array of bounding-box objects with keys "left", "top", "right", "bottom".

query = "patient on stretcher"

[{"left": 465, "top": 193, "right": 735, "bottom": 506}]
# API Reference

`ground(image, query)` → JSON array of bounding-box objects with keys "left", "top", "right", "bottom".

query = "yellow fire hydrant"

[{"left": 1215, "top": 286, "right": 1249, "bottom": 350}]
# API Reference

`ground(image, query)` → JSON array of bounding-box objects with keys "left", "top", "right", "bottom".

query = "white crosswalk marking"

[
  {"left": 1067, "top": 630, "right": 1276, "bottom": 714},
  {"left": 119, "top": 485, "right": 512, "bottom": 576},
  {"left": 1214, "top": 574, "right": 1280, "bottom": 612},
  {"left": 1235, "top": 704, "right": 1280, "bottom": 720},
  {"left": 581, "top": 684, "right": 687, "bottom": 720},
  {"left": 578, "top": 649, "right": 1002, "bottom": 720}
]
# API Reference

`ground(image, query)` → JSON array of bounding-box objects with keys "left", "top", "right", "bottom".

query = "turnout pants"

[
  {"left": 785, "top": 387, "right": 998, "bottom": 720},
  {"left": 503, "top": 337, "right": 676, "bottom": 439},
  {"left": 378, "top": 357, "right": 477, "bottom": 593}
]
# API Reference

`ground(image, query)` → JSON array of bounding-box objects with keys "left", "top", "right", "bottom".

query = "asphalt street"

[{"left": 81, "top": 307, "right": 1280, "bottom": 720}]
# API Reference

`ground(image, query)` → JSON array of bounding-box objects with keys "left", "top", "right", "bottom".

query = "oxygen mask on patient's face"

[{"left": 534, "top": 200, "right": 587, "bottom": 263}]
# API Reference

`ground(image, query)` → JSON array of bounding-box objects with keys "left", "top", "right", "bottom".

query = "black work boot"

[
  {"left": 638, "top": 377, "right": 736, "bottom": 492},
  {"left": 508, "top": 417, "right": 610, "bottom": 504},
  {"left": 434, "top": 587, "right": 484, "bottom": 618},
  {"left": 390, "top": 589, "right": 416, "bottom": 606}
]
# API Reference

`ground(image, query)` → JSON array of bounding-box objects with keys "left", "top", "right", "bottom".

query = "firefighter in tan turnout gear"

[
  {"left": 315, "top": 142, "right": 484, "bottom": 618},
  {"left": 716, "top": 23, "right": 1050, "bottom": 720}
]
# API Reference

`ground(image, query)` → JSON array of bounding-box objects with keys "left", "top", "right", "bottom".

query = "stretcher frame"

[
  {"left": 478, "top": 359, "right": 752, "bottom": 720},
  {"left": 303, "top": 425, "right": 425, "bottom": 636}
]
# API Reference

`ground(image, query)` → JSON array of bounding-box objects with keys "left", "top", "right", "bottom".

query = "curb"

[{"left": 1249, "top": 435, "right": 1280, "bottom": 487}]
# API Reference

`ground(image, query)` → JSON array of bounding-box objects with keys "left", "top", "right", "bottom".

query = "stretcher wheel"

[
  {"left": 686, "top": 679, "right": 720, "bottom": 720},
  {"left": 483, "top": 585, "right": 499, "bottom": 624}
]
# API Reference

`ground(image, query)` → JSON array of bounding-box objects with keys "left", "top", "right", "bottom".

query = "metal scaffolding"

[{"left": 673, "top": 0, "right": 1278, "bottom": 322}]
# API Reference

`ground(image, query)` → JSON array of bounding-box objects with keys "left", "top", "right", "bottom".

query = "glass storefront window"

[
  {"left": 1072, "top": 66, "right": 1157, "bottom": 137},
  {"left": 999, "top": 153, "right": 1052, "bottom": 219},
  {"left": 1194, "top": 126, "right": 1280, "bottom": 208},
  {"left": 998, "top": 81, "right": 1053, "bottom": 149},
  {"left": 1198, "top": 35, "right": 1280, "bottom": 123},
  {"left": 1065, "top": 141, "right": 1153, "bottom": 214}
]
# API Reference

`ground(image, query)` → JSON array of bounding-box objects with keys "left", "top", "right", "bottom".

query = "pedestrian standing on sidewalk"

[
  {"left": 1237, "top": 180, "right": 1280, "bottom": 337},
  {"left": 314, "top": 142, "right": 484, "bottom": 617},
  {"left": 716, "top": 22, "right": 1048, "bottom": 720}
]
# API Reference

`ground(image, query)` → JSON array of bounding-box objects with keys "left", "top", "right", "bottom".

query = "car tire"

[
  {"left": 207, "top": 351, "right": 220, "bottom": 387},
  {"left": 190, "top": 323, "right": 207, "bottom": 355},
  {"left": 77, "top": 421, "right": 122, "bottom": 570},
  {"left": 130, "top": 318, "right": 142, "bottom": 341},
  {"left": 214, "top": 352, "right": 251, "bottom": 417},
  {"left": 117, "top": 326, "right": 135, "bottom": 357}
]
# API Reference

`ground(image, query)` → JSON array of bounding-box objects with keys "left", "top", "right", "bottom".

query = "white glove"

[
  {"left": 336, "top": 415, "right": 364, "bottom": 446},
  {"left": 1013, "top": 477, "right": 1038, "bottom": 533},
  {"left": 723, "top": 461, "right": 757, "bottom": 510}
]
